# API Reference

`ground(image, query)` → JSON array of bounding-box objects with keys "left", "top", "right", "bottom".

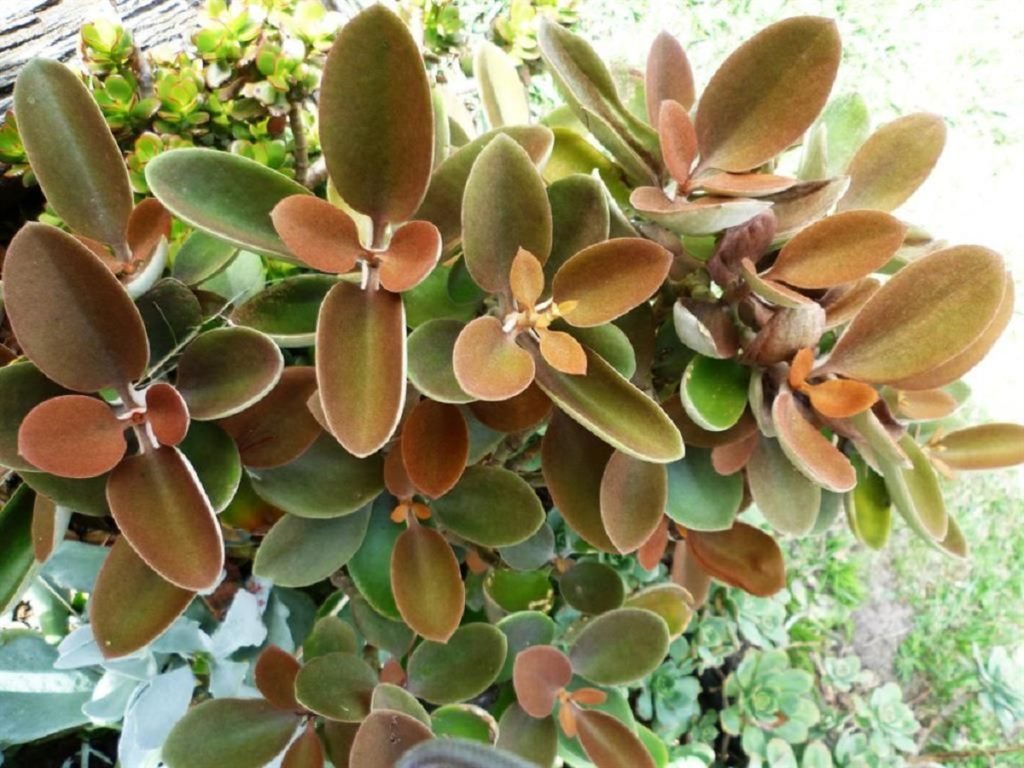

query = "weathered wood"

[{"left": 0, "top": 0, "right": 204, "bottom": 115}]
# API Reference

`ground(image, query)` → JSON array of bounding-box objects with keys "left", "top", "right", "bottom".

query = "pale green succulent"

[{"left": 974, "top": 644, "right": 1024, "bottom": 735}]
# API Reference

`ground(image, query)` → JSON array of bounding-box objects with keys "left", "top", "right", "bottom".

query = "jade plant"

[{"left": 1, "top": 4, "right": 1023, "bottom": 767}]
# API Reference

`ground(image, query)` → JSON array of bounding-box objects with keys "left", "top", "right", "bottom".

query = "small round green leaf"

[
  {"left": 407, "top": 623, "right": 508, "bottom": 705},
  {"left": 680, "top": 356, "right": 749, "bottom": 432},
  {"left": 559, "top": 560, "right": 625, "bottom": 614},
  {"left": 408, "top": 319, "right": 474, "bottom": 404},
  {"left": 295, "top": 652, "right": 377, "bottom": 722},
  {"left": 432, "top": 466, "right": 545, "bottom": 547},
  {"left": 665, "top": 448, "right": 743, "bottom": 531}
]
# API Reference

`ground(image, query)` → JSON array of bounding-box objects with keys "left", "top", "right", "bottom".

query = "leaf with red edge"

[
  {"left": 462, "top": 134, "right": 553, "bottom": 294},
  {"left": 319, "top": 5, "right": 434, "bottom": 224},
  {"left": 453, "top": 316, "right": 535, "bottom": 401},
  {"left": 254, "top": 645, "right": 302, "bottom": 712},
  {"left": 19, "top": 395, "right": 126, "bottom": 478},
  {"left": 176, "top": 327, "right": 284, "bottom": 421},
  {"left": 510, "top": 248, "right": 545, "bottom": 310},
  {"left": 671, "top": 540, "right": 710, "bottom": 607},
  {"left": 686, "top": 523, "right": 785, "bottom": 597},
  {"left": 145, "top": 383, "right": 190, "bottom": 447},
  {"left": 600, "top": 452, "right": 666, "bottom": 554},
  {"left": 710, "top": 431, "right": 758, "bottom": 476},
  {"left": 317, "top": 282, "right": 406, "bottom": 457},
  {"left": 107, "top": 446, "right": 224, "bottom": 590},
  {"left": 537, "top": 329, "right": 587, "bottom": 375},
  {"left": 552, "top": 239, "right": 672, "bottom": 328},
  {"left": 402, "top": 400, "right": 469, "bottom": 498},
  {"left": 695, "top": 173, "right": 797, "bottom": 197},
  {"left": 377, "top": 220, "right": 442, "bottom": 293},
  {"left": 772, "top": 390, "right": 855, "bottom": 492},
  {"left": 271, "top": 196, "right": 364, "bottom": 274},
  {"left": 576, "top": 708, "right": 656, "bottom": 768},
  {"left": 282, "top": 724, "right": 324, "bottom": 768},
  {"left": 469, "top": 384, "right": 552, "bottom": 433},
  {"left": 2, "top": 223, "right": 149, "bottom": 392},
  {"left": 658, "top": 100, "right": 697, "bottom": 186},
  {"left": 806, "top": 379, "right": 878, "bottom": 418},
  {"left": 348, "top": 710, "right": 433, "bottom": 768},
  {"left": 392, "top": 523, "right": 465, "bottom": 642},
  {"left": 637, "top": 517, "right": 669, "bottom": 571},
  {"left": 646, "top": 32, "right": 695, "bottom": 121},
  {"left": 695, "top": 17, "right": 841, "bottom": 172},
  {"left": 513, "top": 645, "right": 573, "bottom": 718},
  {"left": 90, "top": 537, "right": 194, "bottom": 658},
  {"left": 764, "top": 210, "right": 907, "bottom": 288},
  {"left": 217, "top": 367, "right": 321, "bottom": 469}
]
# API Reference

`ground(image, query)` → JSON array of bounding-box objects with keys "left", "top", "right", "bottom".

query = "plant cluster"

[{"left": 1, "top": 4, "right": 1023, "bottom": 767}]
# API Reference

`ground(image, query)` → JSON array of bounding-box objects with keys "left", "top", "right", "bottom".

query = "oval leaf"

[
  {"left": 665, "top": 448, "right": 743, "bottom": 531},
  {"left": 560, "top": 561, "right": 625, "bottom": 615},
  {"left": 0, "top": 362, "right": 67, "bottom": 472},
  {"left": 599, "top": 452, "right": 666, "bottom": 554},
  {"left": 295, "top": 652, "right": 377, "bottom": 722},
  {"left": 392, "top": 523, "right": 465, "bottom": 642},
  {"left": 569, "top": 608, "right": 669, "bottom": 685},
  {"left": 513, "top": 645, "right": 573, "bottom": 718},
  {"left": 686, "top": 523, "right": 785, "bottom": 597},
  {"left": 402, "top": 400, "right": 469, "bottom": 499},
  {"left": 453, "top": 317, "right": 536, "bottom": 402},
  {"left": 163, "top": 698, "right": 300, "bottom": 768},
  {"left": 772, "top": 391, "right": 856, "bottom": 493},
  {"left": 576, "top": 709, "right": 656, "bottom": 768},
  {"left": 432, "top": 466, "right": 545, "bottom": 547},
  {"left": 19, "top": 395, "right": 125, "bottom": 478},
  {"left": 932, "top": 423, "right": 1024, "bottom": 470},
  {"left": 271, "top": 195, "right": 364, "bottom": 274},
  {"left": 408, "top": 319, "right": 474, "bottom": 404},
  {"left": 408, "top": 624, "right": 508, "bottom": 705},
  {"left": 230, "top": 274, "right": 340, "bottom": 348},
  {"left": 746, "top": 435, "right": 822, "bottom": 536},
  {"left": 350, "top": 710, "right": 434, "bottom": 768},
  {"left": 680, "top": 356, "right": 750, "bottom": 432},
  {"left": 254, "top": 645, "right": 302, "bottom": 712},
  {"left": 646, "top": 32, "right": 696, "bottom": 121}
]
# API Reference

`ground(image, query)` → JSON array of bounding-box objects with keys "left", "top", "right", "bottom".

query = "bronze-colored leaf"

[
  {"left": 772, "top": 390, "right": 855, "bottom": 492},
  {"left": 695, "top": 173, "right": 797, "bottom": 197},
  {"left": 475, "top": 41, "right": 531, "bottom": 128},
  {"left": 107, "top": 446, "right": 223, "bottom": 590},
  {"left": 392, "top": 523, "right": 465, "bottom": 642},
  {"left": 18, "top": 395, "right": 126, "bottom": 479},
  {"left": 823, "top": 278, "right": 881, "bottom": 329},
  {"left": 646, "top": 32, "right": 695, "bottom": 121},
  {"left": 671, "top": 540, "right": 710, "bottom": 607},
  {"left": 838, "top": 113, "right": 946, "bottom": 212},
  {"left": 930, "top": 423, "right": 1024, "bottom": 471},
  {"left": 695, "top": 17, "right": 841, "bottom": 172},
  {"left": 453, "top": 316, "right": 535, "bottom": 401},
  {"left": 629, "top": 188, "right": 771, "bottom": 236},
  {"left": 672, "top": 299, "right": 739, "bottom": 359},
  {"left": 820, "top": 246, "right": 1006, "bottom": 385},
  {"left": 378, "top": 220, "right": 442, "bottom": 293},
  {"left": 745, "top": 304, "right": 825, "bottom": 365},
  {"left": 126, "top": 198, "right": 171, "bottom": 267},
  {"left": 600, "top": 452, "right": 667, "bottom": 554},
  {"left": 401, "top": 400, "right": 469, "bottom": 498},
  {"left": 806, "top": 379, "right": 879, "bottom": 419},
  {"left": 282, "top": 724, "right": 324, "bottom": 768},
  {"left": 575, "top": 708, "right": 656, "bottom": 768},
  {"left": 15, "top": 59, "right": 132, "bottom": 247},
  {"left": 888, "top": 387, "right": 958, "bottom": 421},
  {"left": 254, "top": 645, "right": 303, "bottom": 712},
  {"left": 3, "top": 224, "right": 149, "bottom": 392},
  {"left": 686, "top": 523, "right": 785, "bottom": 596},
  {"left": 271, "top": 196, "right": 364, "bottom": 274},
  {"left": 320, "top": 5, "right": 434, "bottom": 224},
  {"left": 658, "top": 100, "right": 697, "bottom": 186},
  {"left": 317, "top": 282, "right": 406, "bottom": 457},
  {"left": 90, "top": 537, "right": 194, "bottom": 658},
  {"left": 764, "top": 210, "right": 907, "bottom": 288},
  {"left": 513, "top": 645, "right": 573, "bottom": 718},
  {"left": 145, "top": 383, "right": 190, "bottom": 447},
  {"left": 770, "top": 177, "right": 851, "bottom": 239},
  {"left": 30, "top": 493, "right": 68, "bottom": 563},
  {"left": 711, "top": 432, "right": 759, "bottom": 476},
  {"left": 469, "top": 384, "right": 552, "bottom": 433},
  {"left": 537, "top": 329, "right": 587, "bottom": 375},
  {"left": 348, "top": 710, "right": 433, "bottom": 768},
  {"left": 637, "top": 517, "right": 669, "bottom": 571},
  {"left": 552, "top": 239, "right": 672, "bottom": 327},
  {"left": 510, "top": 248, "right": 545, "bottom": 310},
  {"left": 739, "top": 259, "right": 814, "bottom": 309}
]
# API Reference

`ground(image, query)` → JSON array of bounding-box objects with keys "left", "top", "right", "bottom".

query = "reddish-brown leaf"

[
  {"left": 891, "top": 388, "right": 958, "bottom": 421},
  {"left": 710, "top": 431, "right": 758, "bottom": 475},
  {"left": 282, "top": 724, "right": 324, "bottom": 768},
  {"left": 513, "top": 645, "right": 573, "bottom": 718},
  {"left": 384, "top": 440, "right": 416, "bottom": 500},
  {"left": 18, "top": 395, "right": 126, "bottom": 478},
  {"left": 658, "top": 100, "right": 697, "bottom": 186},
  {"left": 806, "top": 379, "right": 879, "bottom": 419},
  {"left": 107, "top": 446, "right": 224, "bottom": 590},
  {"left": 377, "top": 220, "right": 442, "bottom": 293},
  {"left": 576, "top": 708, "right": 656, "bottom": 768},
  {"left": 646, "top": 31, "right": 695, "bottom": 122},
  {"left": 537, "top": 329, "right": 587, "bottom": 375},
  {"left": 271, "top": 195, "right": 364, "bottom": 274},
  {"left": 452, "top": 316, "right": 535, "bottom": 401},
  {"left": 823, "top": 278, "right": 881, "bottom": 329},
  {"left": 347, "top": 709, "right": 433, "bottom": 768},
  {"left": 126, "top": 197, "right": 171, "bottom": 267},
  {"left": 510, "top": 248, "right": 545, "bottom": 310},
  {"left": 772, "top": 390, "right": 856, "bottom": 492},
  {"left": 671, "top": 539, "right": 710, "bottom": 607},
  {"left": 686, "top": 523, "right": 785, "bottom": 597},
  {"left": 145, "top": 383, "right": 190, "bottom": 447},
  {"left": 600, "top": 451, "right": 667, "bottom": 554},
  {"left": 695, "top": 173, "right": 797, "bottom": 197},
  {"left": 468, "top": 384, "right": 552, "bottom": 433},
  {"left": 254, "top": 645, "right": 303, "bottom": 712},
  {"left": 391, "top": 523, "right": 464, "bottom": 642},
  {"left": 401, "top": 400, "right": 469, "bottom": 499},
  {"left": 637, "top": 517, "right": 669, "bottom": 571}
]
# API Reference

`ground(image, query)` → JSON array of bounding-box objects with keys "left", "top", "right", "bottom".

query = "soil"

[{"left": 851, "top": 550, "right": 914, "bottom": 681}]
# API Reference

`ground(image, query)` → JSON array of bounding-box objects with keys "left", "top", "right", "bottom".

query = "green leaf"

[
  {"left": 801, "top": 93, "right": 870, "bottom": 178},
  {"left": 475, "top": 42, "right": 530, "bottom": 128},
  {"left": 178, "top": 421, "right": 242, "bottom": 513},
  {"left": 162, "top": 698, "right": 300, "bottom": 768},
  {"left": 558, "top": 322, "right": 636, "bottom": 380},
  {"left": 680, "top": 356, "right": 749, "bottom": 432},
  {"left": 407, "top": 624, "right": 508, "bottom": 705},
  {"left": 146, "top": 148, "right": 310, "bottom": 261},
  {"left": 317, "top": 282, "right": 406, "bottom": 457},
  {"left": 880, "top": 436, "right": 948, "bottom": 544},
  {"left": 320, "top": 5, "right": 433, "bottom": 224},
  {"left": 230, "top": 274, "right": 340, "bottom": 348},
  {"left": 576, "top": 709, "right": 656, "bottom": 768},
  {"left": 629, "top": 190, "right": 772, "bottom": 236},
  {"left": 171, "top": 230, "right": 238, "bottom": 286},
  {"left": 846, "top": 454, "right": 891, "bottom": 549},
  {"left": 625, "top": 584, "right": 692, "bottom": 638},
  {"left": 665, "top": 448, "right": 743, "bottom": 531},
  {"left": 372, "top": 683, "right": 431, "bottom": 726},
  {"left": 0, "top": 361, "right": 66, "bottom": 471},
  {"left": 746, "top": 436, "right": 821, "bottom": 536},
  {"left": 295, "top": 652, "right": 377, "bottom": 722},
  {"left": 392, "top": 523, "right": 465, "bottom": 642},
  {"left": 838, "top": 113, "right": 946, "bottom": 212},
  {"left": 136, "top": 279, "right": 203, "bottom": 368},
  {"left": 397, "top": 739, "right": 538, "bottom": 768},
  {"left": 532, "top": 346, "right": 684, "bottom": 463},
  {"left": 432, "top": 704, "right": 498, "bottom": 743},
  {"left": 3, "top": 224, "right": 148, "bottom": 392},
  {"left": 485, "top": 569, "right": 553, "bottom": 614},
  {"left": 0, "top": 486, "right": 35, "bottom": 616},
  {"left": 569, "top": 608, "right": 669, "bottom": 685},
  {"left": 352, "top": 596, "right": 415, "bottom": 658},
  {"left": 432, "top": 466, "right": 545, "bottom": 547},
  {"left": 248, "top": 432, "right": 383, "bottom": 519},
  {"left": 496, "top": 704, "right": 559, "bottom": 767},
  {"left": 19, "top": 471, "right": 110, "bottom": 517},
  {"left": 408, "top": 319, "right": 474, "bottom": 404},
  {"left": 462, "top": 134, "right": 552, "bottom": 294},
  {"left": 545, "top": 174, "right": 611, "bottom": 283},
  {"left": 348, "top": 497, "right": 402, "bottom": 619},
  {"left": 695, "top": 17, "right": 841, "bottom": 172},
  {"left": 930, "top": 423, "right": 1024, "bottom": 470},
  {"left": 304, "top": 616, "right": 358, "bottom": 660},
  {"left": 15, "top": 59, "right": 132, "bottom": 247},
  {"left": 559, "top": 560, "right": 625, "bottom": 614},
  {"left": 254, "top": 504, "right": 371, "bottom": 587}
]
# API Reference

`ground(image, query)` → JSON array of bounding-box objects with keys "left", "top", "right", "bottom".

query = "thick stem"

[{"left": 289, "top": 99, "right": 309, "bottom": 187}]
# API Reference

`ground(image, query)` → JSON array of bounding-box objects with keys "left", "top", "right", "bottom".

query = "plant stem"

[{"left": 289, "top": 99, "right": 309, "bottom": 187}]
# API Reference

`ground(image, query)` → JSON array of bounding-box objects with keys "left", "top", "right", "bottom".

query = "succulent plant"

[
  {"left": 974, "top": 644, "right": 1024, "bottom": 735},
  {"left": 1, "top": 4, "right": 1022, "bottom": 766},
  {"left": 850, "top": 682, "right": 920, "bottom": 761}
]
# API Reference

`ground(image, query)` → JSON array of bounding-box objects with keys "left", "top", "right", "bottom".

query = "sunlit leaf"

[
  {"left": 771, "top": 177, "right": 851, "bottom": 239},
  {"left": 658, "top": 100, "right": 697, "bottom": 186},
  {"left": 625, "top": 584, "right": 692, "bottom": 639},
  {"left": 629, "top": 188, "right": 771, "bottom": 236},
  {"left": 162, "top": 698, "right": 300, "bottom": 768},
  {"left": 475, "top": 42, "right": 530, "bottom": 128},
  {"left": 378, "top": 221, "right": 443, "bottom": 293},
  {"left": 820, "top": 246, "right": 1006, "bottom": 385},
  {"left": 930, "top": 423, "right": 1024, "bottom": 470},
  {"left": 350, "top": 710, "right": 434, "bottom": 768},
  {"left": 695, "top": 173, "right": 796, "bottom": 197},
  {"left": 746, "top": 435, "right": 822, "bottom": 536},
  {"left": 408, "top": 624, "right": 508, "bottom": 705},
  {"left": 18, "top": 395, "right": 125, "bottom": 478},
  {"left": 254, "top": 504, "right": 370, "bottom": 587},
  {"left": 647, "top": 32, "right": 695, "bottom": 122},
  {"left": 680, "top": 356, "right": 749, "bottom": 432},
  {"left": 15, "top": 59, "right": 132, "bottom": 247},
  {"left": 807, "top": 379, "right": 878, "bottom": 419},
  {"left": 462, "top": 134, "right": 552, "bottom": 293},
  {"left": 392, "top": 523, "right": 465, "bottom": 642},
  {"left": 823, "top": 277, "right": 880, "bottom": 330},
  {"left": 537, "top": 329, "right": 587, "bottom": 374},
  {"left": 880, "top": 435, "right": 948, "bottom": 543},
  {"left": 599, "top": 452, "right": 666, "bottom": 554},
  {"left": 559, "top": 561, "right": 625, "bottom": 615},
  {"left": 665, "top": 448, "right": 743, "bottom": 531},
  {"left": 846, "top": 454, "right": 891, "bottom": 550},
  {"left": 514, "top": 645, "right": 573, "bottom": 718},
  {"left": 838, "top": 113, "right": 946, "bottom": 212},
  {"left": 295, "top": 652, "right": 377, "bottom": 722},
  {"left": 171, "top": 230, "right": 238, "bottom": 287},
  {"left": 686, "top": 523, "right": 785, "bottom": 596},
  {"left": 772, "top": 391, "right": 856, "bottom": 493},
  {"left": 569, "top": 608, "right": 669, "bottom": 685},
  {"left": 453, "top": 316, "right": 536, "bottom": 402},
  {"left": 433, "top": 466, "right": 545, "bottom": 547},
  {"left": 271, "top": 195, "right": 363, "bottom": 274},
  {"left": 3, "top": 224, "right": 148, "bottom": 392},
  {"left": 576, "top": 708, "right": 656, "bottom": 768},
  {"left": 695, "top": 17, "right": 841, "bottom": 172}
]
